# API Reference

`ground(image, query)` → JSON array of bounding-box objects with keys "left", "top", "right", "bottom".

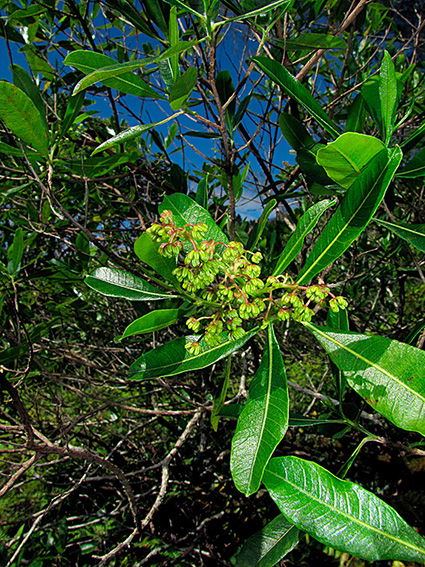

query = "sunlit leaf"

[
  {"left": 231, "top": 324, "right": 289, "bottom": 496},
  {"left": 264, "top": 456, "right": 425, "bottom": 562},
  {"left": 120, "top": 308, "right": 183, "bottom": 339},
  {"left": 374, "top": 217, "right": 425, "bottom": 253}
]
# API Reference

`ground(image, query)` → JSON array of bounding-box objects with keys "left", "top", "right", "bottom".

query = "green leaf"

[
  {"left": 59, "top": 91, "right": 85, "bottom": 140},
  {"left": 162, "top": 0, "right": 204, "bottom": 19},
  {"left": 234, "top": 514, "right": 299, "bottom": 567},
  {"left": 86, "top": 267, "right": 176, "bottom": 301},
  {"left": 380, "top": 51, "right": 398, "bottom": 145},
  {"left": 247, "top": 199, "right": 277, "bottom": 251},
  {"left": 316, "top": 133, "right": 385, "bottom": 189},
  {"left": 7, "top": 227, "right": 24, "bottom": 276},
  {"left": 263, "top": 456, "right": 425, "bottom": 562},
  {"left": 275, "top": 33, "right": 346, "bottom": 51},
  {"left": 211, "top": 356, "right": 231, "bottom": 431},
  {"left": 396, "top": 146, "right": 425, "bottom": 178},
  {"left": 305, "top": 322, "right": 425, "bottom": 435},
  {"left": 169, "top": 67, "right": 198, "bottom": 110},
  {"left": 196, "top": 175, "right": 209, "bottom": 209},
  {"left": 0, "top": 321, "right": 57, "bottom": 365},
  {"left": 0, "top": 81, "right": 48, "bottom": 158},
  {"left": 231, "top": 324, "right": 289, "bottom": 496},
  {"left": 92, "top": 111, "right": 183, "bottom": 154},
  {"left": 278, "top": 112, "right": 315, "bottom": 151},
  {"left": 71, "top": 43, "right": 196, "bottom": 96},
  {"left": 64, "top": 51, "right": 164, "bottom": 99},
  {"left": 226, "top": 0, "right": 293, "bottom": 23},
  {"left": 296, "top": 144, "right": 334, "bottom": 185},
  {"left": 272, "top": 199, "right": 336, "bottom": 276},
  {"left": 128, "top": 327, "right": 259, "bottom": 380},
  {"left": 159, "top": 193, "right": 229, "bottom": 250},
  {"left": 11, "top": 64, "right": 47, "bottom": 131},
  {"left": 296, "top": 146, "right": 402, "bottom": 285},
  {"left": 252, "top": 57, "right": 340, "bottom": 138},
  {"left": 345, "top": 94, "right": 366, "bottom": 133},
  {"left": 374, "top": 218, "right": 425, "bottom": 253},
  {"left": 102, "top": 0, "right": 160, "bottom": 39},
  {"left": 134, "top": 232, "right": 178, "bottom": 284},
  {"left": 120, "top": 308, "right": 183, "bottom": 339}
]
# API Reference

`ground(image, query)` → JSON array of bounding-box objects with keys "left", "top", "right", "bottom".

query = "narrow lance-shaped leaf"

[
  {"left": 234, "top": 514, "right": 300, "bottom": 567},
  {"left": 169, "top": 67, "right": 198, "bottom": 110},
  {"left": 11, "top": 64, "right": 47, "bottom": 131},
  {"left": 273, "top": 199, "right": 336, "bottom": 276},
  {"left": 120, "top": 308, "right": 183, "bottom": 339},
  {"left": 316, "top": 133, "right": 385, "bottom": 189},
  {"left": 0, "top": 81, "right": 48, "bottom": 158},
  {"left": 92, "top": 111, "right": 183, "bottom": 154},
  {"left": 231, "top": 324, "right": 289, "bottom": 496},
  {"left": 64, "top": 51, "right": 165, "bottom": 99},
  {"left": 296, "top": 146, "right": 402, "bottom": 285},
  {"left": 374, "top": 217, "right": 425, "bottom": 253},
  {"left": 71, "top": 42, "right": 198, "bottom": 95},
  {"left": 224, "top": 0, "right": 293, "bottom": 24},
  {"left": 304, "top": 322, "right": 425, "bottom": 435},
  {"left": 247, "top": 199, "right": 277, "bottom": 251},
  {"left": 86, "top": 267, "right": 177, "bottom": 301},
  {"left": 263, "top": 456, "right": 425, "bottom": 562},
  {"left": 274, "top": 33, "right": 346, "bottom": 51},
  {"left": 380, "top": 51, "right": 398, "bottom": 145},
  {"left": 252, "top": 57, "right": 340, "bottom": 138},
  {"left": 129, "top": 327, "right": 259, "bottom": 380}
]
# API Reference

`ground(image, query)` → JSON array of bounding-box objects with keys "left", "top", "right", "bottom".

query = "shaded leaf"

[
  {"left": 296, "top": 147, "right": 402, "bottom": 285},
  {"left": 234, "top": 514, "right": 299, "bottom": 567},
  {"left": 11, "top": 64, "right": 47, "bottom": 130},
  {"left": 169, "top": 67, "right": 198, "bottom": 110},
  {"left": 86, "top": 267, "right": 176, "bottom": 301},
  {"left": 305, "top": 323, "right": 425, "bottom": 435},
  {"left": 396, "top": 146, "right": 425, "bottom": 178},
  {"left": 134, "top": 232, "right": 178, "bottom": 284},
  {"left": 264, "top": 456, "right": 425, "bottom": 562},
  {"left": 120, "top": 308, "right": 183, "bottom": 339},
  {"left": 252, "top": 57, "right": 340, "bottom": 138},
  {"left": 316, "top": 133, "right": 384, "bottom": 189},
  {"left": 129, "top": 327, "right": 259, "bottom": 380},
  {"left": 275, "top": 33, "right": 346, "bottom": 51},
  {"left": 278, "top": 112, "right": 315, "bottom": 151},
  {"left": 8, "top": 227, "right": 24, "bottom": 276},
  {"left": 345, "top": 94, "right": 366, "bottom": 133},
  {"left": 273, "top": 199, "right": 336, "bottom": 275},
  {"left": 231, "top": 325, "right": 289, "bottom": 496},
  {"left": 380, "top": 51, "right": 398, "bottom": 145},
  {"left": 0, "top": 81, "right": 48, "bottom": 157},
  {"left": 374, "top": 218, "right": 425, "bottom": 253},
  {"left": 247, "top": 199, "right": 277, "bottom": 250},
  {"left": 211, "top": 356, "right": 231, "bottom": 431}
]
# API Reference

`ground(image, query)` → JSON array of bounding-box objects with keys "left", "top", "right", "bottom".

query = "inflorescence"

[{"left": 146, "top": 211, "right": 348, "bottom": 354}]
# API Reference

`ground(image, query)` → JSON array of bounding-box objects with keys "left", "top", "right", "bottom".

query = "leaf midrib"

[{"left": 266, "top": 468, "right": 425, "bottom": 555}]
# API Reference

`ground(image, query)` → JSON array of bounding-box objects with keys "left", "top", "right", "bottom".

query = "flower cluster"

[{"left": 146, "top": 211, "right": 348, "bottom": 352}]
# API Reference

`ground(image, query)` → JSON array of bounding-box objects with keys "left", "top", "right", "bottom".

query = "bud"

[
  {"left": 251, "top": 252, "right": 263, "bottom": 264},
  {"left": 185, "top": 341, "right": 201, "bottom": 355}
]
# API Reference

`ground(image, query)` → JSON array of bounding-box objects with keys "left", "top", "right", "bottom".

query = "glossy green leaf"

[
  {"left": 316, "top": 133, "right": 385, "bottom": 189},
  {"left": 71, "top": 43, "right": 196, "bottom": 96},
  {"left": 275, "top": 33, "right": 346, "bottom": 51},
  {"left": 134, "top": 232, "right": 178, "bottom": 284},
  {"left": 278, "top": 112, "right": 315, "bottom": 151},
  {"left": 159, "top": 193, "right": 229, "bottom": 250},
  {"left": 59, "top": 91, "right": 85, "bottom": 140},
  {"left": 264, "top": 456, "right": 425, "bottom": 562},
  {"left": 396, "top": 146, "right": 425, "bottom": 178},
  {"left": 234, "top": 514, "right": 299, "bottom": 567},
  {"left": 296, "top": 144, "right": 334, "bottom": 185},
  {"left": 120, "top": 308, "right": 183, "bottom": 339},
  {"left": 196, "top": 175, "right": 209, "bottom": 209},
  {"left": 11, "top": 64, "right": 47, "bottom": 130},
  {"left": 400, "top": 121, "right": 425, "bottom": 150},
  {"left": 86, "top": 267, "right": 176, "bottom": 301},
  {"left": 374, "top": 218, "right": 425, "bottom": 253},
  {"left": 247, "top": 199, "right": 277, "bottom": 251},
  {"left": 361, "top": 77, "right": 381, "bottom": 134},
  {"left": 7, "top": 227, "right": 24, "bottom": 276},
  {"left": 252, "top": 57, "right": 340, "bottom": 138},
  {"left": 92, "top": 111, "right": 183, "bottom": 154},
  {"left": 380, "top": 51, "right": 397, "bottom": 145},
  {"left": 345, "top": 94, "right": 366, "bottom": 133},
  {"left": 143, "top": 0, "right": 170, "bottom": 35},
  {"left": 273, "top": 199, "right": 336, "bottom": 276},
  {"left": 64, "top": 51, "right": 164, "bottom": 99},
  {"left": 305, "top": 323, "right": 425, "bottom": 435},
  {"left": 296, "top": 146, "right": 402, "bottom": 285},
  {"left": 129, "top": 327, "right": 259, "bottom": 380},
  {"left": 0, "top": 81, "right": 48, "bottom": 157},
  {"left": 169, "top": 67, "right": 197, "bottom": 110},
  {"left": 231, "top": 325, "right": 288, "bottom": 496}
]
